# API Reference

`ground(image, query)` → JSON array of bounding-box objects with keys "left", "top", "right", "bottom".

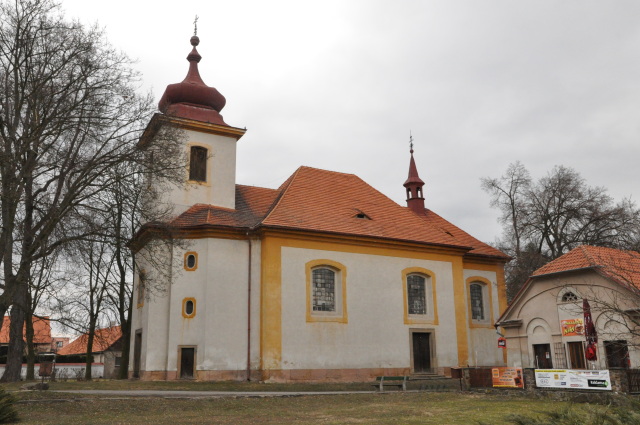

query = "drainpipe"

[{"left": 246, "top": 231, "right": 252, "bottom": 381}]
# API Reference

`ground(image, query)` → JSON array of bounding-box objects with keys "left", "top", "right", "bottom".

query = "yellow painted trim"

[
  {"left": 260, "top": 237, "right": 282, "bottom": 370},
  {"left": 182, "top": 297, "right": 196, "bottom": 318},
  {"left": 466, "top": 276, "right": 495, "bottom": 329},
  {"left": 452, "top": 258, "right": 469, "bottom": 366},
  {"left": 258, "top": 235, "right": 505, "bottom": 370},
  {"left": 186, "top": 143, "right": 212, "bottom": 186},
  {"left": 260, "top": 235, "right": 464, "bottom": 264},
  {"left": 305, "top": 260, "right": 348, "bottom": 324},
  {"left": 495, "top": 265, "right": 508, "bottom": 315},
  {"left": 401, "top": 267, "right": 439, "bottom": 325},
  {"left": 184, "top": 252, "right": 198, "bottom": 271}
]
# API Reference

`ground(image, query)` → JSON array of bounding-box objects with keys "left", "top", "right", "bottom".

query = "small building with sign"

[{"left": 496, "top": 245, "right": 640, "bottom": 370}]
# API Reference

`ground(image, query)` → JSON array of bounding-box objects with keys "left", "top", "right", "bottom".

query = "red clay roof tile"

[
  {"left": 0, "top": 316, "right": 52, "bottom": 345},
  {"left": 533, "top": 245, "right": 640, "bottom": 287},
  {"left": 168, "top": 166, "right": 507, "bottom": 259},
  {"left": 57, "top": 326, "right": 122, "bottom": 356}
]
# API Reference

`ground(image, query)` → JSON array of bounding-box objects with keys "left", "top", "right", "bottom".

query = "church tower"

[{"left": 151, "top": 34, "right": 246, "bottom": 213}]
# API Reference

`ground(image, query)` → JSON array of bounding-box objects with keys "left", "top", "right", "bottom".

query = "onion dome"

[{"left": 158, "top": 35, "right": 228, "bottom": 125}]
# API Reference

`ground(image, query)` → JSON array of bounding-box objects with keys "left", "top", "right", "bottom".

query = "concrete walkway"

[{"left": 52, "top": 390, "right": 381, "bottom": 398}]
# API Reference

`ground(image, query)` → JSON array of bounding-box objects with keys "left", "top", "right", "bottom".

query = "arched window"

[
  {"left": 189, "top": 146, "right": 207, "bottom": 182},
  {"left": 312, "top": 267, "right": 336, "bottom": 312},
  {"left": 561, "top": 291, "right": 578, "bottom": 302},
  {"left": 470, "top": 283, "right": 485, "bottom": 321},
  {"left": 407, "top": 274, "right": 426, "bottom": 315},
  {"left": 306, "top": 260, "right": 348, "bottom": 323}
]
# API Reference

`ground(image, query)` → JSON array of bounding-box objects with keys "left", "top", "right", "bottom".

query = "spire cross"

[
  {"left": 409, "top": 131, "right": 414, "bottom": 154},
  {"left": 193, "top": 15, "right": 199, "bottom": 36}
]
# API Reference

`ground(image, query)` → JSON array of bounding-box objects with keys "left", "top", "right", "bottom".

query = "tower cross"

[{"left": 193, "top": 15, "right": 199, "bottom": 36}]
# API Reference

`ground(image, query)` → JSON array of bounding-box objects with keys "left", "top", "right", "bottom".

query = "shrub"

[{"left": 0, "top": 387, "right": 19, "bottom": 423}]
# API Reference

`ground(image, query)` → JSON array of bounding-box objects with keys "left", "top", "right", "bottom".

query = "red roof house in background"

[
  {"left": 58, "top": 326, "right": 123, "bottom": 379},
  {"left": 0, "top": 316, "right": 52, "bottom": 354},
  {"left": 497, "top": 245, "right": 640, "bottom": 370}
]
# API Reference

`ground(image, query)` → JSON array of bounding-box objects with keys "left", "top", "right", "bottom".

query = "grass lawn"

[
  {"left": 2, "top": 381, "right": 607, "bottom": 425},
  {"left": 13, "top": 392, "right": 576, "bottom": 425}
]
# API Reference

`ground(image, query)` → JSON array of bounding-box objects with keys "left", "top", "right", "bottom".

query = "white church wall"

[
  {"left": 279, "top": 247, "right": 460, "bottom": 370},
  {"left": 163, "top": 237, "right": 250, "bottom": 374},
  {"left": 163, "top": 129, "right": 237, "bottom": 212},
  {"left": 463, "top": 269, "right": 505, "bottom": 366}
]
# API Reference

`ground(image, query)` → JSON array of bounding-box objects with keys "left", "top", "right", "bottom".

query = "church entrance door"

[
  {"left": 412, "top": 332, "right": 432, "bottom": 373},
  {"left": 133, "top": 330, "right": 142, "bottom": 378},
  {"left": 180, "top": 347, "right": 195, "bottom": 379}
]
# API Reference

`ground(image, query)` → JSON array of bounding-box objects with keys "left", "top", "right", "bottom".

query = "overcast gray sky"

[{"left": 63, "top": 0, "right": 640, "bottom": 245}]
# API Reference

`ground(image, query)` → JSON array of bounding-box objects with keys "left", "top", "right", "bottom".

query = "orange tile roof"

[
  {"left": 421, "top": 209, "right": 509, "bottom": 258},
  {"left": 57, "top": 326, "right": 122, "bottom": 356},
  {"left": 533, "top": 245, "right": 640, "bottom": 287},
  {"left": 170, "top": 185, "right": 279, "bottom": 229},
  {"left": 0, "top": 316, "right": 52, "bottom": 344},
  {"left": 168, "top": 166, "right": 507, "bottom": 259}
]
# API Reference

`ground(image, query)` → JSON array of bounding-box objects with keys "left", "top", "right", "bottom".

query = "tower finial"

[
  {"left": 409, "top": 131, "right": 414, "bottom": 154},
  {"left": 193, "top": 15, "right": 199, "bottom": 36}
]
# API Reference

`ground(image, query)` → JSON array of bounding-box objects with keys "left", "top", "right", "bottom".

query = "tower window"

[{"left": 189, "top": 146, "right": 207, "bottom": 182}]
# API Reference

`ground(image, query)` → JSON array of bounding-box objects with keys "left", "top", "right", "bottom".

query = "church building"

[{"left": 129, "top": 34, "right": 510, "bottom": 382}]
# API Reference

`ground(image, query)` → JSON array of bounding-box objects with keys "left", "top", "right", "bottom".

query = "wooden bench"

[{"left": 373, "top": 376, "right": 408, "bottom": 391}]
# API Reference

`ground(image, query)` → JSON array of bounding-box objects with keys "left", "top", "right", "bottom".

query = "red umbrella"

[{"left": 583, "top": 299, "right": 598, "bottom": 361}]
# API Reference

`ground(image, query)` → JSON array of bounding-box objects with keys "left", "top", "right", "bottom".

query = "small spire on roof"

[{"left": 403, "top": 132, "right": 426, "bottom": 215}]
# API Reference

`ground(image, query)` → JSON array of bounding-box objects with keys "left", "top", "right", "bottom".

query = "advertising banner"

[
  {"left": 492, "top": 367, "right": 524, "bottom": 388},
  {"left": 535, "top": 369, "right": 611, "bottom": 391},
  {"left": 560, "top": 318, "right": 584, "bottom": 336}
]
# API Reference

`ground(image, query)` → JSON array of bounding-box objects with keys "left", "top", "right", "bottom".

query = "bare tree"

[
  {"left": 483, "top": 163, "right": 640, "bottom": 300},
  {"left": 0, "top": 0, "right": 184, "bottom": 381}
]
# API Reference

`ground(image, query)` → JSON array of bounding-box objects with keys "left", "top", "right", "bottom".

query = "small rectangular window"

[{"left": 189, "top": 146, "right": 207, "bottom": 182}]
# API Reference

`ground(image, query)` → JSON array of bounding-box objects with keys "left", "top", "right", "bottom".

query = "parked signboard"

[
  {"left": 535, "top": 369, "right": 611, "bottom": 391},
  {"left": 492, "top": 367, "right": 524, "bottom": 388}
]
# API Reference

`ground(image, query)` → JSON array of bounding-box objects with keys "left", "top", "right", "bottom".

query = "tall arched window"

[
  {"left": 470, "top": 283, "right": 485, "bottom": 321},
  {"left": 306, "top": 260, "right": 348, "bottom": 323},
  {"left": 312, "top": 267, "right": 336, "bottom": 312},
  {"left": 407, "top": 274, "right": 426, "bottom": 315}
]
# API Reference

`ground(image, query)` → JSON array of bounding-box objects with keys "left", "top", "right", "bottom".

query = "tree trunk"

[
  {"left": 84, "top": 321, "right": 96, "bottom": 381},
  {"left": 25, "top": 312, "right": 35, "bottom": 380},
  {"left": 1, "top": 287, "right": 26, "bottom": 382},
  {"left": 118, "top": 305, "right": 132, "bottom": 379}
]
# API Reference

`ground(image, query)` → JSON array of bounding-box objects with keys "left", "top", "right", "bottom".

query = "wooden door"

[
  {"left": 567, "top": 342, "right": 586, "bottom": 369},
  {"left": 533, "top": 344, "right": 553, "bottom": 369},
  {"left": 412, "top": 332, "right": 431, "bottom": 373},
  {"left": 180, "top": 347, "right": 195, "bottom": 379}
]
